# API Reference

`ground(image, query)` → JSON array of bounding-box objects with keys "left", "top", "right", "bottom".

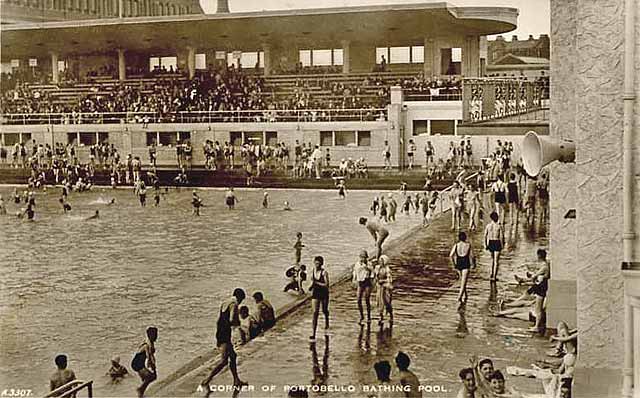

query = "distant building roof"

[{"left": 492, "top": 54, "right": 549, "bottom": 65}]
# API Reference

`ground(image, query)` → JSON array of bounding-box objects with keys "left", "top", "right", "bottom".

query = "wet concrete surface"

[{"left": 154, "top": 197, "right": 552, "bottom": 398}]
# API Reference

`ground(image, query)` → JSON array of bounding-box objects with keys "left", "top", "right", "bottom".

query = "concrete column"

[
  {"left": 117, "top": 49, "right": 126, "bottom": 81},
  {"left": 433, "top": 39, "right": 441, "bottom": 77},
  {"left": 262, "top": 43, "right": 271, "bottom": 76},
  {"left": 50, "top": 52, "right": 59, "bottom": 84},
  {"left": 187, "top": 46, "right": 196, "bottom": 79},
  {"left": 341, "top": 39, "right": 350, "bottom": 74},
  {"left": 462, "top": 36, "right": 471, "bottom": 77},
  {"left": 423, "top": 37, "right": 434, "bottom": 78},
  {"left": 389, "top": 86, "right": 404, "bottom": 169}
]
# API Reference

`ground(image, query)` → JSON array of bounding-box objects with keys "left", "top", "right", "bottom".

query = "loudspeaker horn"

[{"left": 521, "top": 131, "right": 575, "bottom": 177}]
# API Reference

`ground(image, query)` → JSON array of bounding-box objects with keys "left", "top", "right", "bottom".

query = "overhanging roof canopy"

[{"left": 0, "top": 2, "right": 518, "bottom": 61}]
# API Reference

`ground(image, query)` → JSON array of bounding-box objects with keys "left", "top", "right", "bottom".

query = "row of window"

[
  {"left": 149, "top": 52, "right": 266, "bottom": 72},
  {"left": 145, "top": 45, "right": 462, "bottom": 73},
  {"left": 413, "top": 120, "right": 460, "bottom": 136},
  {"left": 299, "top": 49, "right": 344, "bottom": 67},
  {"left": 1, "top": 133, "right": 32, "bottom": 147},
  {"left": 0, "top": 131, "right": 375, "bottom": 148},
  {"left": 376, "top": 47, "right": 461, "bottom": 65},
  {"left": 320, "top": 131, "right": 371, "bottom": 147},
  {"left": 9, "top": 45, "right": 462, "bottom": 76}
]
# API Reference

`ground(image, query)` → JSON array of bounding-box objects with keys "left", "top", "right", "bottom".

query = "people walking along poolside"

[
  {"left": 484, "top": 211, "right": 505, "bottom": 281},
  {"left": 450, "top": 231, "right": 475, "bottom": 306},
  {"left": 309, "top": 256, "right": 330, "bottom": 342},
  {"left": 353, "top": 249, "right": 375, "bottom": 325},
  {"left": 132, "top": 326, "right": 158, "bottom": 398},
  {"left": 201, "top": 289, "right": 248, "bottom": 394}
]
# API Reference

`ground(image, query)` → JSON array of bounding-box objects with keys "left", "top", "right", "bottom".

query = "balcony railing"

[
  {"left": 462, "top": 78, "right": 549, "bottom": 124},
  {"left": 403, "top": 92, "right": 462, "bottom": 102},
  {"left": 0, "top": 108, "right": 389, "bottom": 126}
]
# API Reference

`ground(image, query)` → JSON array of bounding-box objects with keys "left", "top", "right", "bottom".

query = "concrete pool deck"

[{"left": 150, "top": 205, "right": 552, "bottom": 398}]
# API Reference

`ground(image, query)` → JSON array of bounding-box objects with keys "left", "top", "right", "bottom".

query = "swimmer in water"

[
  {"left": 107, "top": 356, "right": 128, "bottom": 383},
  {"left": 225, "top": 188, "right": 237, "bottom": 210},
  {"left": 107, "top": 198, "right": 116, "bottom": 205},
  {"left": 13, "top": 188, "right": 20, "bottom": 204},
  {"left": 139, "top": 182, "right": 147, "bottom": 207},
  {"left": 192, "top": 190, "right": 203, "bottom": 216},
  {"left": 59, "top": 197, "right": 72, "bottom": 213},
  {"left": 86, "top": 210, "right": 100, "bottom": 220},
  {"left": 25, "top": 192, "right": 36, "bottom": 221},
  {"left": 153, "top": 189, "right": 160, "bottom": 207},
  {"left": 283, "top": 201, "right": 292, "bottom": 211},
  {"left": 262, "top": 191, "right": 269, "bottom": 209},
  {"left": 359, "top": 217, "right": 390, "bottom": 260},
  {"left": 337, "top": 180, "right": 347, "bottom": 199}
]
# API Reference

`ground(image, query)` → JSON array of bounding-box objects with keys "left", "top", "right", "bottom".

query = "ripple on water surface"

[{"left": 0, "top": 186, "right": 424, "bottom": 396}]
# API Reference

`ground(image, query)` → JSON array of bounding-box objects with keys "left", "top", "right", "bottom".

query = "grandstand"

[{"left": 0, "top": 2, "right": 524, "bottom": 169}]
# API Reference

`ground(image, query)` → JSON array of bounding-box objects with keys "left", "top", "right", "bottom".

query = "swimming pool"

[{"left": 0, "top": 185, "right": 424, "bottom": 396}]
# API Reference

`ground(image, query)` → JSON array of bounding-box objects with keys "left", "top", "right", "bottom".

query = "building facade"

[
  {"left": 0, "top": 0, "right": 203, "bottom": 24},
  {"left": 487, "top": 34, "right": 550, "bottom": 65}
]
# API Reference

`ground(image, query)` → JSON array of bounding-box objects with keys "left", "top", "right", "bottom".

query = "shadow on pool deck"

[{"left": 153, "top": 202, "right": 551, "bottom": 398}]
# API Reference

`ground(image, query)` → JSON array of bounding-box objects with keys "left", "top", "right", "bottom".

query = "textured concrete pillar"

[
  {"left": 117, "top": 49, "right": 126, "bottom": 81},
  {"left": 547, "top": 0, "right": 578, "bottom": 331},
  {"left": 461, "top": 36, "right": 479, "bottom": 77},
  {"left": 433, "top": 38, "right": 441, "bottom": 77},
  {"left": 549, "top": 0, "right": 626, "bottom": 396},
  {"left": 262, "top": 44, "right": 271, "bottom": 76},
  {"left": 187, "top": 46, "right": 196, "bottom": 79},
  {"left": 341, "top": 39, "right": 350, "bottom": 74},
  {"left": 50, "top": 52, "right": 59, "bottom": 84},
  {"left": 423, "top": 37, "right": 434, "bottom": 78}
]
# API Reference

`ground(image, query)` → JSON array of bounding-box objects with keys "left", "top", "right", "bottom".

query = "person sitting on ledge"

[
  {"left": 238, "top": 305, "right": 260, "bottom": 343},
  {"left": 253, "top": 291, "right": 276, "bottom": 332}
]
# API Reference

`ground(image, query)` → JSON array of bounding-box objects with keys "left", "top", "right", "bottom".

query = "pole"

[{"left": 622, "top": 0, "right": 637, "bottom": 395}]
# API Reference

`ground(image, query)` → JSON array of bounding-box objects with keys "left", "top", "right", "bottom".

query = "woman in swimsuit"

[
  {"left": 375, "top": 255, "right": 393, "bottom": 324},
  {"left": 310, "top": 256, "right": 330, "bottom": 341},
  {"left": 484, "top": 211, "right": 505, "bottom": 281},
  {"left": 450, "top": 231, "right": 474, "bottom": 304},
  {"left": 468, "top": 185, "right": 482, "bottom": 231},
  {"left": 491, "top": 174, "right": 507, "bottom": 224},
  {"left": 451, "top": 181, "right": 465, "bottom": 230}
]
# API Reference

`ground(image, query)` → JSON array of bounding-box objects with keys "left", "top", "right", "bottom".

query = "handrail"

[
  {"left": 0, "top": 108, "right": 389, "bottom": 126},
  {"left": 44, "top": 380, "right": 93, "bottom": 398}
]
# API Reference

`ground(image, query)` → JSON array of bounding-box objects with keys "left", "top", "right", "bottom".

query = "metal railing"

[
  {"left": 462, "top": 78, "right": 549, "bottom": 124},
  {"left": 44, "top": 380, "right": 93, "bottom": 398},
  {"left": 403, "top": 93, "right": 462, "bottom": 102},
  {"left": 0, "top": 108, "right": 388, "bottom": 126}
]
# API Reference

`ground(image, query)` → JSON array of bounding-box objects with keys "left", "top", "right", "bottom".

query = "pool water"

[{"left": 0, "top": 185, "right": 423, "bottom": 396}]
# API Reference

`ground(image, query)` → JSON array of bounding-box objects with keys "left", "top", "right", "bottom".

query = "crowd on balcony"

[{"left": 1, "top": 63, "right": 466, "bottom": 123}]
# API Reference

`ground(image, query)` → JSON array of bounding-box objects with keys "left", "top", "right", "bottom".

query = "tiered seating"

[{"left": 1, "top": 70, "right": 459, "bottom": 118}]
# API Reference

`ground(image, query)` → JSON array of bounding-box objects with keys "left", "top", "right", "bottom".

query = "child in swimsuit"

[
  {"left": 225, "top": 188, "right": 237, "bottom": 210},
  {"left": 337, "top": 181, "right": 347, "bottom": 199},
  {"left": 370, "top": 196, "right": 380, "bottom": 216},
  {"left": 293, "top": 232, "right": 304, "bottom": 265}
]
